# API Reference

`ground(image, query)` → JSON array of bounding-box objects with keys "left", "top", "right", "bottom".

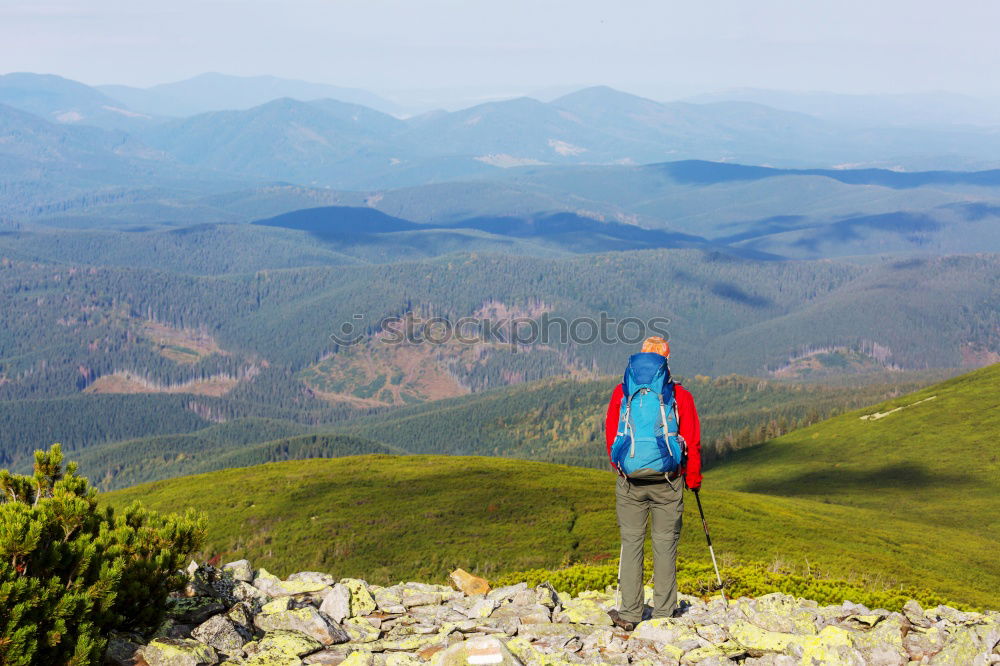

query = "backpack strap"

[{"left": 656, "top": 391, "right": 677, "bottom": 437}]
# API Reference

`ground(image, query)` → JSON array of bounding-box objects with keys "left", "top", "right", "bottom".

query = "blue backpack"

[{"left": 610, "top": 352, "right": 686, "bottom": 480}]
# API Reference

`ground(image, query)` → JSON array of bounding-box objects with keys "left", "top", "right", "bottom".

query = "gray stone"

[
  {"left": 321, "top": 584, "right": 353, "bottom": 624},
  {"left": 254, "top": 567, "right": 330, "bottom": 599},
  {"left": 487, "top": 583, "right": 528, "bottom": 604},
  {"left": 191, "top": 613, "right": 251, "bottom": 656},
  {"left": 492, "top": 602, "right": 551, "bottom": 624},
  {"left": 436, "top": 635, "right": 522, "bottom": 666},
  {"left": 221, "top": 559, "right": 254, "bottom": 583},
  {"left": 232, "top": 581, "right": 269, "bottom": 604},
  {"left": 254, "top": 606, "right": 350, "bottom": 645},
  {"left": 168, "top": 598, "right": 227, "bottom": 625},
  {"left": 105, "top": 635, "right": 141, "bottom": 666},
  {"left": 288, "top": 571, "right": 337, "bottom": 587},
  {"left": 138, "top": 638, "right": 218, "bottom": 666},
  {"left": 257, "top": 630, "right": 324, "bottom": 656},
  {"left": 227, "top": 602, "right": 254, "bottom": 628}
]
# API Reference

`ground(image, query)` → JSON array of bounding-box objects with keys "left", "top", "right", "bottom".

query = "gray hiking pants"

[{"left": 615, "top": 475, "right": 683, "bottom": 622}]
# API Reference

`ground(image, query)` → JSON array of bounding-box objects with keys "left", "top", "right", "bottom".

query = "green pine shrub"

[
  {"left": 495, "top": 557, "right": 969, "bottom": 612},
  {"left": 0, "top": 444, "right": 206, "bottom": 665}
]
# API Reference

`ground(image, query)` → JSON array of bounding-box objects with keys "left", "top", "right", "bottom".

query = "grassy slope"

[
  {"left": 104, "top": 363, "right": 1000, "bottom": 609},
  {"left": 708, "top": 362, "right": 1000, "bottom": 542},
  {"left": 103, "top": 456, "right": 999, "bottom": 607}
]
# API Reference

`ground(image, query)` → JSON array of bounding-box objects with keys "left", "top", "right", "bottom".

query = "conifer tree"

[{"left": 0, "top": 444, "right": 205, "bottom": 665}]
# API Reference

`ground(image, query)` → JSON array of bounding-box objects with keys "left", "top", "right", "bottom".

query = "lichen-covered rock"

[
  {"left": 255, "top": 568, "right": 331, "bottom": 599},
  {"left": 105, "top": 635, "right": 141, "bottom": 666},
  {"left": 254, "top": 606, "right": 350, "bottom": 645},
  {"left": 848, "top": 612, "right": 908, "bottom": 665},
  {"left": 168, "top": 597, "right": 227, "bottom": 625},
  {"left": 262, "top": 597, "right": 294, "bottom": 614},
  {"left": 487, "top": 583, "right": 528, "bottom": 604},
  {"left": 227, "top": 602, "right": 255, "bottom": 628},
  {"left": 341, "top": 579, "right": 378, "bottom": 617},
  {"left": 462, "top": 596, "right": 497, "bottom": 619},
  {"left": 437, "top": 635, "right": 522, "bottom": 665},
  {"left": 134, "top": 560, "right": 1000, "bottom": 666},
  {"left": 233, "top": 580, "right": 270, "bottom": 604},
  {"left": 632, "top": 617, "right": 704, "bottom": 651},
  {"left": 929, "top": 621, "right": 1000, "bottom": 665},
  {"left": 342, "top": 616, "right": 382, "bottom": 643},
  {"left": 554, "top": 598, "right": 612, "bottom": 626},
  {"left": 191, "top": 613, "right": 252, "bottom": 656},
  {"left": 289, "top": 571, "right": 337, "bottom": 587},
  {"left": 372, "top": 585, "right": 406, "bottom": 614},
  {"left": 402, "top": 588, "right": 442, "bottom": 608},
  {"left": 449, "top": 568, "right": 490, "bottom": 596},
  {"left": 321, "top": 584, "right": 353, "bottom": 623},
  {"left": 138, "top": 637, "right": 218, "bottom": 666},
  {"left": 222, "top": 559, "right": 255, "bottom": 583},
  {"left": 301, "top": 645, "right": 359, "bottom": 664},
  {"left": 904, "top": 624, "right": 948, "bottom": 660},
  {"left": 257, "top": 630, "right": 324, "bottom": 657},
  {"left": 533, "top": 584, "right": 560, "bottom": 609}
]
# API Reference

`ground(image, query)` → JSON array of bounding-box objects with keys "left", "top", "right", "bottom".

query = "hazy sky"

[{"left": 2, "top": 0, "right": 999, "bottom": 97}]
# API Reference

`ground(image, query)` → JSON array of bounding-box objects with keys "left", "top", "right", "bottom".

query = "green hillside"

[
  {"left": 103, "top": 365, "right": 1000, "bottom": 607},
  {"left": 103, "top": 454, "right": 998, "bottom": 608},
  {"left": 708, "top": 362, "right": 1000, "bottom": 539}
]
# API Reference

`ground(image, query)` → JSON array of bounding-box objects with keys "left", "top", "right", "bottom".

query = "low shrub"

[{"left": 0, "top": 445, "right": 206, "bottom": 665}]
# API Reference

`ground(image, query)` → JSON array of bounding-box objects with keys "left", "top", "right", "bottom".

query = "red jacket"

[{"left": 604, "top": 383, "right": 702, "bottom": 489}]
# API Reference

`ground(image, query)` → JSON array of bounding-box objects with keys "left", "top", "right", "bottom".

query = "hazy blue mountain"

[
  {"left": 0, "top": 102, "right": 251, "bottom": 219},
  {"left": 140, "top": 97, "right": 407, "bottom": 182},
  {"left": 99, "top": 72, "right": 401, "bottom": 117},
  {"left": 684, "top": 88, "right": 1000, "bottom": 128},
  {"left": 0, "top": 72, "right": 157, "bottom": 131},
  {"left": 129, "top": 85, "right": 1000, "bottom": 190}
]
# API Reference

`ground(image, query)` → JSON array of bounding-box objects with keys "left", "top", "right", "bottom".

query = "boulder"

[
  {"left": 436, "top": 635, "right": 522, "bottom": 666},
  {"left": 449, "top": 568, "right": 490, "bottom": 596},
  {"left": 254, "top": 607, "right": 350, "bottom": 645},
  {"left": 554, "top": 598, "right": 613, "bottom": 626},
  {"left": 491, "top": 602, "right": 551, "bottom": 624},
  {"left": 257, "top": 630, "right": 324, "bottom": 657},
  {"left": 221, "top": 560, "right": 254, "bottom": 583},
  {"left": 341, "top": 616, "right": 382, "bottom": 643},
  {"left": 105, "top": 635, "right": 141, "bottom": 666},
  {"left": 341, "top": 579, "right": 377, "bottom": 617},
  {"left": 372, "top": 586, "right": 406, "bottom": 614},
  {"left": 254, "top": 568, "right": 330, "bottom": 598},
  {"left": 191, "top": 613, "right": 252, "bottom": 657},
  {"left": 320, "top": 584, "right": 353, "bottom": 623},
  {"left": 487, "top": 583, "right": 528, "bottom": 604},
  {"left": 138, "top": 638, "right": 218, "bottom": 666},
  {"left": 632, "top": 618, "right": 704, "bottom": 652},
  {"left": 168, "top": 598, "right": 227, "bottom": 625},
  {"left": 288, "top": 571, "right": 337, "bottom": 586}
]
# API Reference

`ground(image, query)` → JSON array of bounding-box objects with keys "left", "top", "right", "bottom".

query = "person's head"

[{"left": 641, "top": 336, "right": 670, "bottom": 358}]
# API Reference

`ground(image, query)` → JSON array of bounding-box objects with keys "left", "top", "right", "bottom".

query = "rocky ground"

[{"left": 112, "top": 560, "right": 1000, "bottom": 666}]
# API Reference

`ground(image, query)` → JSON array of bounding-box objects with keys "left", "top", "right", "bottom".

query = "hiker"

[{"left": 604, "top": 336, "right": 702, "bottom": 630}]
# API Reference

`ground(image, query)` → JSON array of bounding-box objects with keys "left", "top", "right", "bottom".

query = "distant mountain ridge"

[{"left": 98, "top": 72, "right": 402, "bottom": 117}]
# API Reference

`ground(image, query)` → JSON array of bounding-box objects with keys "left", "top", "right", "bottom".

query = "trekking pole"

[
  {"left": 614, "top": 544, "right": 623, "bottom": 610},
  {"left": 693, "top": 488, "right": 728, "bottom": 606}
]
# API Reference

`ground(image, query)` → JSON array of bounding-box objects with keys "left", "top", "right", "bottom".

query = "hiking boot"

[{"left": 607, "top": 609, "right": 637, "bottom": 632}]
